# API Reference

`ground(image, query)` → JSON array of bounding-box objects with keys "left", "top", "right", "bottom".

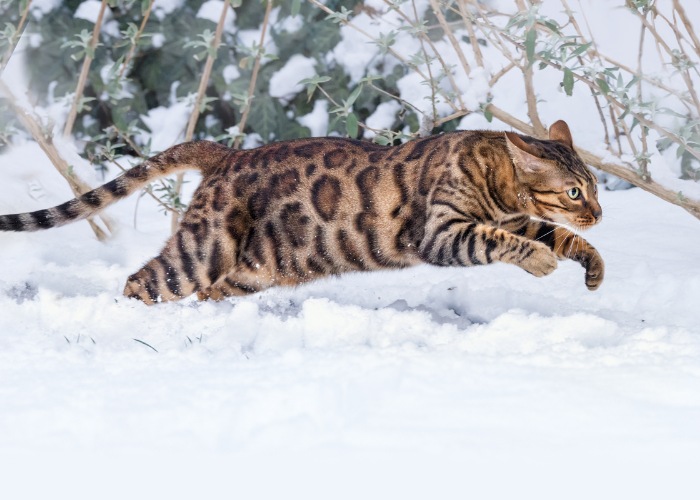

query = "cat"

[{"left": 0, "top": 120, "right": 604, "bottom": 304}]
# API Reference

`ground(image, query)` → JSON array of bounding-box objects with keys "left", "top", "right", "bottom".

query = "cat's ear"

[
  {"left": 548, "top": 120, "right": 573, "bottom": 148},
  {"left": 505, "top": 131, "right": 552, "bottom": 174}
]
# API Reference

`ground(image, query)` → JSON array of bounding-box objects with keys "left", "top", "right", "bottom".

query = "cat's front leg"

[
  {"left": 499, "top": 217, "right": 604, "bottom": 290},
  {"left": 419, "top": 218, "right": 558, "bottom": 277},
  {"left": 558, "top": 233, "right": 604, "bottom": 290}
]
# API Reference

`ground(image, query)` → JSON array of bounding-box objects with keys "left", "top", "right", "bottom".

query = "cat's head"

[{"left": 505, "top": 120, "right": 602, "bottom": 229}]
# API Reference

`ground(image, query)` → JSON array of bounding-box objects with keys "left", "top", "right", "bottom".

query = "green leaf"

[
  {"left": 563, "top": 67, "right": 574, "bottom": 96},
  {"left": 596, "top": 78, "right": 610, "bottom": 95},
  {"left": 569, "top": 42, "right": 592, "bottom": 59},
  {"left": 291, "top": 0, "right": 301, "bottom": 17},
  {"left": 346, "top": 113, "right": 358, "bottom": 138},
  {"left": 525, "top": 28, "right": 537, "bottom": 65},
  {"left": 346, "top": 85, "right": 362, "bottom": 108},
  {"left": 248, "top": 97, "right": 284, "bottom": 142},
  {"left": 298, "top": 75, "right": 331, "bottom": 85},
  {"left": 484, "top": 107, "right": 493, "bottom": 123}
]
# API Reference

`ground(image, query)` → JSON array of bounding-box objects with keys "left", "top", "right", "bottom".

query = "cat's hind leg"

[
  {"left": 123, "top": 225, "right": 237, "bottom": 304},
  {"left": 196, "top": 267, "right": 275, "bottom": 301}
]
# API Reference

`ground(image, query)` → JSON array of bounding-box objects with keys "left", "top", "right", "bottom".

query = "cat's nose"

[{"left": 592, "top": 207, "right": 602, "bottom": 222}]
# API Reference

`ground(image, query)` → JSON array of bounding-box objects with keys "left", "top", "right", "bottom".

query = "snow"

[
  {"left": 237, "top": 28, "right": 278, "bottom": 64},
  {"left": 196, "top": 0, "right": 236, "bottom": 34},
  {"left": 137, "top": 83, "right": 191, "bottom": 153},
  {"left": 1, "top": 140, "right": 700, "bottom": 498},
  {"left": 151, "top": 32, "right": 165, "bottom": 48},
  {"left": 153, "top": 0, "right": 185, "bottom": 20},
  {"left": 30, "top": 0, "right": 62, "bottom": 18},
  {"left": 275, "top": 12, "right": 303, "bottom": 34},
  {"left": 222, "top": 64, "right": 241, "bottom": 84},
  {"left": 74, "top": 0, "right": 109, "bottom": 24},
  {"left": 363, "top": 99, "right": 400, "bottom": 138},
  {"left": 268, "top": 54, "right": 317, "bottom": 103},
  {"left": 298, "top": 99, "right": 329, "bottom": 137}
]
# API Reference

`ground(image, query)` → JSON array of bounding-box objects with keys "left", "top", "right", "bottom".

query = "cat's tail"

[{"left": 0, "top": 140, "right": 232, "bottom": 232}]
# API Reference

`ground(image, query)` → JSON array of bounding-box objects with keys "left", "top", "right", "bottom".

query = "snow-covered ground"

[{"left": 0, "top": 140, "right": 699, "bottom": 499}]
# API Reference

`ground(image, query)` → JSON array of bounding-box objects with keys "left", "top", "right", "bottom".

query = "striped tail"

[{"left": 0, "top": 140, "right": 232, "bottom": 232}]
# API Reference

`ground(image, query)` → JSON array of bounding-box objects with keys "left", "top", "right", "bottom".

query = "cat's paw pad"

[
  {"left": 520, "top": 242, "right": 558, "bottom": 277},
  {"left": 584, "top": 251, "right": 605, "bottom": 290}
]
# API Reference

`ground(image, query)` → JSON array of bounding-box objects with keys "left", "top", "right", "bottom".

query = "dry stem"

[
  {"left": 232, "top": 0, "right": 273, "bottom": 149},
  {"left": 171, "top": 0, "right": 231, "bottom": 233},
  {"left": 0, "top": 80, "right": 112, "bottom": 239},
  {"left": 118, "top": 0, "right": 154, "bottom": 81},
  {"left": 672, "top": 0, "right": 700, "bottom": 58},
  {"left": 63, "top": 0, "right": 108, "bottom": 138},
  {"left": 0, "top": 0, "right": 32, "bottom": 73}
]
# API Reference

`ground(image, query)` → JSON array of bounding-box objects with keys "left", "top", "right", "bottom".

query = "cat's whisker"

[
  {"left": 529, "top": 216, "right": 582, "bottom": 236},
  {"left": 533, "top": 226, "right": 558, "bottom": 242},
  {"left": 569, "top": 233, "right": 580, "bottom": 260}
]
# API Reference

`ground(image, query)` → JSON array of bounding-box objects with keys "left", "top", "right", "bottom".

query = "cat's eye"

[{"left": 567, "top": 187, "right": 581, "bottom": 200}]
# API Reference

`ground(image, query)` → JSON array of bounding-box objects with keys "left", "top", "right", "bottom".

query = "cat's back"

[{"left": 222, "top": 136, "right": 392, "bottom": 177}]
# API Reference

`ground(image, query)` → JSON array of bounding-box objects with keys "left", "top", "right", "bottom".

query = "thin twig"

[
  {"left": 456, "top": 0, "right": 484, "bottom": 68},
  {"left": 429, "top": 0, "right": 471, "bottom": 76},
  {"left": 413, "top": 1, "right": 438, "bottom": 125},
  {"left": 560, "top": 0, "right": 611, "bottom": 151},
  {"left": 672, "top": 0, "right": 700, "bottom": 58},
  {"left": 494, "top": 28, "right": 700, "bottom": 164},
  {"left": 118, "top": 0, "right": 154, "bottom": 80},
  {"left": 64, "top": 0, "right": 108, "bottom": 138},
  {"left": 109, "top": 125, "right": 181, "bottom": 207},
  {"left": 399, "top": 0, "right": 466, "bottom": 113},
  {"left": 633, "top": 3, "right": 700, "bottom": 116},
  {"left": 315, "top": 85, "right": 392, "bottom": 137},
  {"left": 171, "top": 0, "right": 231, "bottom": 233},
  {"left": 637, "top": 22, "right": 649, "bottom": 178},
  {"left": 233, "top": 0, "right": 273, "bottom": 149},
  {"left": 308, "top": 0, "right": 458, "bottom": 113},
  {"left": 522, "top": 64, "right": 546, "bottom": 136},
  {"left": 665, "top": 8, "right": 700, "bottom": 116},
  {"left": 0, "top": 80, "right": 112, "bottom": 240},
  {"left": 0, "top": 0, "right": 32, "bottom": 73},
  {"left": 489, "top": 61, "right": 515, "bottom": 86},
  {"left": 112, "top": 158, "right": 177, "bottom": 215}
]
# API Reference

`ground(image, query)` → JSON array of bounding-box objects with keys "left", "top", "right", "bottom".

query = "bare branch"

[
  {"left": 0, "top": 80, "right": 112, "bottom": 239},
  {"left": 672, "top": 0, "right": 700, "bottom": 58},
  {"left": 233, "top": 0, "right": 273, "bottom": 149},
  {"left": 118, "top": 0, "right": 154, "bottom": 81},
  {"left": 0, "top": 0, "right": 32, "bottom": 73},
  {"left": 171, "top": 0, "right": 232, "bottom": 233},
  {"left": 63, "top": 0, "right": 108, "bottom": 138}
]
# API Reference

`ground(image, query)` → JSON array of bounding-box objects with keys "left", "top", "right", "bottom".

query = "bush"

[{"left": 2, "top": 0, "right": 699, "bottom": 227}]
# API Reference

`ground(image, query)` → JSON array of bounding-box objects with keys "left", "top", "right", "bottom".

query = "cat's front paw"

[
  {"left": 518, "top": 241, "right": 558, "bottom": 277},
  {"left": 583, "top": 249, "right": 605, "bottom": 291}
]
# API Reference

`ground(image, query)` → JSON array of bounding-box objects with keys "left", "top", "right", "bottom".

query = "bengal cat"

[{"left": 0, "top": 120, "right": 604, "bottom": 305}]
